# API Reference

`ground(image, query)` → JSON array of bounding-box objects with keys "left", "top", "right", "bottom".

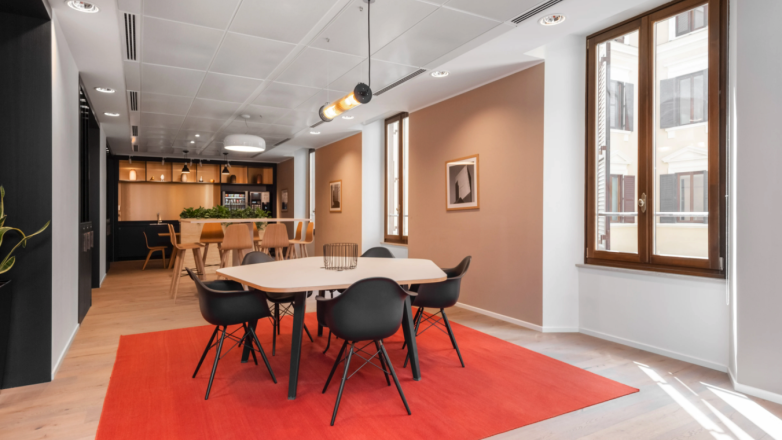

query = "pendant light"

[
  {"left": 224, "top": 115, "right": 266, "bottom": 152},
  {"left": 181, "top": 150, "right": 191, "bottom": 174},
  {"left": 319, "top": 0, "right": 374, "bottom": 122},
  {"left": 222, "top": 153, "right": 230, "bottom": 175}
]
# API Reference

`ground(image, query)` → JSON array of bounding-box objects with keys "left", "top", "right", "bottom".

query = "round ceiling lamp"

[
  {"left": 224, "top": 134, "right": 266, "bottom": 153},
  {"left": 539, "top": 14, "right": 566, "bottom": 26},
  {"left": 67, "top": 1, "right": 99, "bottom": 13}
]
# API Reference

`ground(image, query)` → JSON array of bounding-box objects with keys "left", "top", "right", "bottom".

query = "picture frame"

[
  {"left": 281, "top": 189, "right": 288, "bottom": 212},
  {"left": 445, "top": 154, "right": 480, "bottom": 211},
  {"left": 329, "top": 180, "right": 342, "bottom": 213}
]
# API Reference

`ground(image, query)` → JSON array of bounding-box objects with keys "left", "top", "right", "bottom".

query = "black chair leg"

[
  {"left": 275, "top": 303, "right": 281, "bottom": 335},
  {"left": 375, "top": 340, "right": 391, "bottom": 386},
  {"left": 318, "top": 324, "right": 324, "bottom": 337},
  {"left": 402, "top": 307, "right": 423, "bottom": 351},
  {"left": 330, "top": 342, "right": 355, "bottom": 426},
  {"left": 248, "top": 325, "right": 277, "bottom": 383},
  {"left": 403, "top": 309, "right": 424, "bottom": 368},
  {"left": 323, "top": 340, "right": 348, "bottom": 393},
  {"left": 193, "top": 325, "right": 219, "bottom": 378},
  {"left": 323, "top": 329, "right": 332, "bottom": 354},
  {"left": 380, "top": 340, "right": 411, "bottom": 415},
  {"left": 304, "top": 323, "right": 314, "bottom": 343},
  {"left": 441, "top": 309, "right": 464, "bottom": 368},
  {"left": 272, "top": 317, "right": 277, "bottom": 356},
  {"left": 241, "top": 324, "right": 258, "bottom": 365},
  {"left": 205, "top": 326, "right": 226, "bottom": 400}
]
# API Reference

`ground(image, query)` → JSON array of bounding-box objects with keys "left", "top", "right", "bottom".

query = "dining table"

[{"left": 217, "top": 256, "right": 447, "bottom": 400}]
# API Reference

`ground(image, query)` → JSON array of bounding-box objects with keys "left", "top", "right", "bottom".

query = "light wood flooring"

[{"left": 0, "top": 251, "right": 781, "bottom": 440}]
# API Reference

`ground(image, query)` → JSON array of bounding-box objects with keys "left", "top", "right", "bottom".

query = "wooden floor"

[{"left": 1, "top": 252, "right": 781, "bottom": 440}]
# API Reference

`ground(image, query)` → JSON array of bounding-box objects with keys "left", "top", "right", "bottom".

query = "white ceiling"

[{"left": 50, "top": 0, "right": 670, "bottom": 163}]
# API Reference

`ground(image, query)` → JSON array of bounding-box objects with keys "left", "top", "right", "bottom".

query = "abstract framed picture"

[
  {"left": 329, "top": 180, "right": 342, "bottom": 212},
  {"left": 445, "top": 154, "right": 479, "bottom": 211},
  {"left": 281, "top": 189, "right": 288, "bottom": 212}
]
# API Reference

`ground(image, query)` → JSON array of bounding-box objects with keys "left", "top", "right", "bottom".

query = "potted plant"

[{"left": 0, "top": 186, "right": 50, "bottom": 388}]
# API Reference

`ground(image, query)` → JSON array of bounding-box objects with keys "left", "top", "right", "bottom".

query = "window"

[
  {"left": 586, "top": 0, "right": 725, "bottom": 277},
  {"left": 384, "top": 112, "right": 409, "bottom": 244},
  {"left": 309, "top": 149, "right": 315, "bottom": 223}
]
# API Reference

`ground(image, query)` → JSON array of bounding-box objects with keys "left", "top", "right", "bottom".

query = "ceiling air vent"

[
  {"left": 274, "top": 138, "right": 291, "bottom": 147},
  {"left": 310, "top": 120, "right": 326, "bottom": 129},
  {"left": 511, "top": 0, "right": 564, "bottom": 25},
  {"left": 128, "top": 91, "right": 139, "bottom": 111},
  {"left": 132, "top": 144, "right": 139, "bottom": 152},
  {"left": 374, "top": 69, "right": 427, "bottom": 96},
  {"left": 123, "top": 13, "right": 137, "bottom": 60},
  {"left": 131, "top": 125, "right": 138, "bottom": 136}
]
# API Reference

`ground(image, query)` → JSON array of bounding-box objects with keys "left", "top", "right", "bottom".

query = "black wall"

[{"left": 0, "top": 10, "right": 53, "bottom": 388}]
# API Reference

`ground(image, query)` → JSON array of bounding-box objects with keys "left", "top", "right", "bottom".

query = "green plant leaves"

[
  {"left": 0, "top": 256, "right": 15, "bottom": 275},
  {"left": 0, "top": 185, "right": 50, "bottom": 275},
  {"left": 179, "top": 206, "right": 271, "bottom": 221}
]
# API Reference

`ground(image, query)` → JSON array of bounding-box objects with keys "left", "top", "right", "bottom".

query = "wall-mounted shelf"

[{"left": 119, "top": 160, "right": 273, "bottom": 184}]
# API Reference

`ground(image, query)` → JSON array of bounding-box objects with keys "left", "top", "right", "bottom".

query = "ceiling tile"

[
  {"left": 229, "top": 0, "right": 340, "bottom": 44},
  {"left": 140, "top": 92, "right": 193, "bottom": 115},
  {"left": 197, "top": 72, "right": 263, "bottom": 103},
  {"left": 141, "top": 63, "right": 205, "bottom": 97},
  {"left": 181, "top": 116, "right": 227, "bottom": 132},
  {"left": 176, "top": 130, "right": 215, "bottom": 141},
  {"left": 276, "top": 47, "right": 363, "bottom": 89},
  {"left": 330, "top": 59, "right": 420, "bottom": 93},
  {"left": 143, "top": 0, "right": 242, "bottom": 30},
  {"left": 187, "top": 98, "right": 241, "bottom": 120},
  {"left": 256, "top": 124, "right": 300, "bottom": 138},
  {"left": 373, "top": 8, "right": 499, "bottom": 67},
  {"left": 140, "top": 112, "right": 185, "bottom": 129},
  {"left": 253, "top": 82, "right": 320, "bottom": 109},
  {"left": 211, "top": 33, "right": 295, "bottom": 80},
  {"left": 310, "top": 0, "right": 437, "bottom": 58},
  {"left": 275, "top": 109, "right": 319, "bottom": 128},
  {"left": 245, "top": 104, "right": 290, "bottom": 124},
  {"left": 142, "top": 17, "right": 223, "bottom": 71},
  {"left": 445, "top": 0, "right": 542, "bottom": 22}
]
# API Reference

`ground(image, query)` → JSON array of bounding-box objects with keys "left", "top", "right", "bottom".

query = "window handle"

[{"left": 638, "top": 193, "right": 647, "bottom": 213}]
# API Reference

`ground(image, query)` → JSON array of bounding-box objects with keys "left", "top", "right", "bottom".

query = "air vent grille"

[
  {"left": 131, "top": 125, "right": 138, "bottom": 136},
  {"left": 123, "top": 13, "right": 137, "bottom": 60},
  {"left": 310, "top": 120, "right": 326, "bottom": 128},
  {"left": 132, "top": 144, "right": 139, "bottom": 152},
  {"left": 274, "top": 138, "right": 291, "bottom": 147},
  {"left": 511, "top": 0, "right": 564, "bottom": 24},
  {"left": 128, "top": 91, "right": 139, "bottom": 111},
  {"left": 374, "top": 69, "right": 427, "bottom": 96}
]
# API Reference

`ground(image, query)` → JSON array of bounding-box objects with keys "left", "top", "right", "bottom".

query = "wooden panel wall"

[{"left": 118, "top": 183, "right": 219, "bottom": 221}]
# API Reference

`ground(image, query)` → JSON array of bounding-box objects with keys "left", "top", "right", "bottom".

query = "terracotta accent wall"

[
  {"left": 315, "top": 133, "right": 362, "bottom": 255},
  {"left": 276, "top": 158, "right": 295, "bottom": 238},
  {"left": 408, "top": 64, "right": 545, "bottom": 325}
]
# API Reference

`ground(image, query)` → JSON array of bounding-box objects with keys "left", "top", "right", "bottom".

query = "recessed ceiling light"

[
  {"left": 195, "top": 134, "right": 200, "bottom": 137},
  {"left": 190, "top": 140, "right": 195, "bottom": 144},
  {"left": 80, "top": 105, "right": 90, "bottom": 109},
  {"left": 104, "top": 112, "right": 120, "bottom": 117},
  {"left": 431, "top": 71, "right": 450, "bottom": 78},
  {"left": 66, "top": 1, "right": 99, "bottom": 13},
  {"left": 342, "top": 115, "right": 354, "bottom": 120},
  {"left": 310, "top": 131, "right": 320, "bottom": 135},
  {"left": 95, "top": 87, "right": 114, "bottom": 93},
  {"left": 539, "top": 14, "right": 566, "bottom": 26}
]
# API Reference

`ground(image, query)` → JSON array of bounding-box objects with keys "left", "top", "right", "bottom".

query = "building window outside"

[{"left": 384, "top": 112, "right": 409, "bottom": 244}]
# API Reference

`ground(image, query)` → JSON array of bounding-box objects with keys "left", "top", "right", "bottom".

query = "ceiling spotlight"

[
  {"left": 195, "top": 134, "right": 200, "bottom": 138},
  {"left": 431, "top": 71, "right": 450, "bottom": 78},
  {"left": 342, "top": 115, "right": 354, "bottom": 120},
  {"left": 95, "top": 87, "right": 115, "bottom": 93},
  {"left": 539, "top": 14, "right": 566, "bottom": 26},
  {"left": 66, "top": 1, "right": 99, "bottom": 13},
  {"left": 80, "top": 105, "right": 90, "bottom": 109},
  {"left": 310, "top": 131, "right": 321, "bottom": 135},
  {"left": 104, "top": 112, "right": 120, "bottom": 117},
  {"left": 190, "top": 140, "right": 195, "bottom": 144}
]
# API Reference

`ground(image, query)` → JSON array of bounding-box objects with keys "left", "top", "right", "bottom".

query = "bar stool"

[
  {"left": 286, "top": 222, "right": 303, "bottom": 259},
  {"left": 142, "top": 231, "right": 167, "bottom": 270},
  {"left": 252, "top": 223, "right": 264, "bottom": 252},
  {"left": 258, "top": 224, "right": 289, "bottom": 261},
  {"left": 289, "top": 222, "right": 314, "bottom": 258},
  {"left": 199, "top": 222, "right": 224, "bottom": 266},
  {"left": 168, "top": 223, "right": 205, "bottom": 302},
  {"left": 219, "top": 224, "right": 255, "bottom": 272}
]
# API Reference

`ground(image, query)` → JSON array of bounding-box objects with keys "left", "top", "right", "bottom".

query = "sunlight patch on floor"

[{"left": 703, "top": 382, "right": 782, "bottom": 440}]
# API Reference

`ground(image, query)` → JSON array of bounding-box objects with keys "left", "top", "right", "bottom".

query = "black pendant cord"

[{"left": 368, "top": 0, "right": 371, "bottom": 87}]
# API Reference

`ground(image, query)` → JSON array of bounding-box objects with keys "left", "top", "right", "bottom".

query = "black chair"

[
  {"left": 402, "top": 256, "right": 471, "bottom": 368},
  {"left": 318, "top": 277, "right": 413, "bottom": 426},
  {"left": 186, "top": 268, "right": 276, "bottom": 400},
  {"left": 318, "top": 247, "right": 395, "bottom": 353},
  {"left": 241, "top": 251, "right": 313, "bottom": 355}
]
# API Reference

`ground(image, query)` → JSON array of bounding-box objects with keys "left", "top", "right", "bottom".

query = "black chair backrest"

[
  {"left": 416, "top": 256, "right": 471, "bottom": 309},
  {"left": 320, "top": 277, "right": 410, "bottom": 341},
  {"left": 361, "top": 247, "right": 395, "bottom": 258},
  {"left": 242, "top": 251, "right": 276, "bottom": 265},
  {"left": 186, "top": 268, "right": 270, "bottom": 326}
]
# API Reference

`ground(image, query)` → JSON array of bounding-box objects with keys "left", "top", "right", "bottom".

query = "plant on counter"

[
  {"left": 0, "top": 186, "right": 50, "bottom": 275},
  {"left": 179, "top": 206, "right": 271, "bottom": 226}
]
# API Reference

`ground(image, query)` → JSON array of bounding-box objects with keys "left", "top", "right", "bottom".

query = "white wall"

[
  {"left": 361, "top": 120, "right": 408, "bottom": 258},
  {"left": 50, "top": 12, "right": 80, "bottom": 378},
  {"left": 541, "top": 37, "right": 585, "bottom": 332},
  {"left": 293, "top": 148, "right": 313, "bottom": 256},
  {"left": 99, "top": 125, "right": 106, "bottom": 284}
]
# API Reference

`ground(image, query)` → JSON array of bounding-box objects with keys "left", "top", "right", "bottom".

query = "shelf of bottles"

[{"left": 223, "top": 193, "right": 246, "bottom": 211}]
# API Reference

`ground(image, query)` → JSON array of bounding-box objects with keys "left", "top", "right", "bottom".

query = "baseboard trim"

[
  {"left": 51, "top": 324, "right": 79, "bottom": 380},
  {"left": 729, "top": 369, "right": 782, "bottom": 405},
  {"left": 455, "top": 302, "right": 544, "bottom": 332},
  {"left": 580, "top": 327, "right": 727, "bottom": 372}
]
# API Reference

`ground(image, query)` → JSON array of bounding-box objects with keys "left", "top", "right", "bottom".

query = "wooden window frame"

[
  {"left": 585, "top": 0, "right": 726, "bottom": 278},
  {"left": 384, "top": 112, "right": 409, "bottom": 244}
]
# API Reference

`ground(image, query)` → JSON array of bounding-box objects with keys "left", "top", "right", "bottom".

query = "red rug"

[{"left": 96, "top": 313, "right": 637, "bottom": 439}]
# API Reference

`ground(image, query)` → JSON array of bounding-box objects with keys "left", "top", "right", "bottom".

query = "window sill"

[
  {"left": 382, "top": 241, "right": 408, "bottom": 248},
  {"left": 577, "top": 262, "right": 725, "bottom": 282}
]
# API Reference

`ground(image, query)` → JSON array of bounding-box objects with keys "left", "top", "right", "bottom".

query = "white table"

[{"left": 217, "top": 257, "right": 446, "bottom": 399}]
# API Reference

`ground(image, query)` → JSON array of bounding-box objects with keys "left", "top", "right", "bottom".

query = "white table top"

[
  {"left": 217, "top": 257, "right": 447, "bottom": 293},
  {"left": 179, "top": 218, "right": 310, "bottom": 224}
]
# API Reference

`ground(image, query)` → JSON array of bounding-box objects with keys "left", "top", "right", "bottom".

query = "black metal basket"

[{"left": 323, "top": 243, "right": 358, "bottom": 271}]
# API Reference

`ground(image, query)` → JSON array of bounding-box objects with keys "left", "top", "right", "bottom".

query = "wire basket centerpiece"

[{"left": 323, "top": 243, "right": 358, "bottom": 271}]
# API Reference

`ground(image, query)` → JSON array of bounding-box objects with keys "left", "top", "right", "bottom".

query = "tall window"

[
  {"left": 586, "top": 0, "right": 724, "bottom": 277},
  {"left": 309, "top": 150, "right": 315, "bottom": 223},
  {"left": 385, "top": 112, "right": 409, "bottom": 244}
]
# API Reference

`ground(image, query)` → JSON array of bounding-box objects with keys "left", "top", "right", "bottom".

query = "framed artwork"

[
  {"left": 330, "top": 180, "right": 342, "bottom": 212},
  {"left": 445, "top": 154, "right": 479, "bottom": 211},
  {"left": 281, "top": 189, "right": 288, "bottom": 212}
]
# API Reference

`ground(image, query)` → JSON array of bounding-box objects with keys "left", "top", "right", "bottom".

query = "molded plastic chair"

[
  {"left": 318, "top": 277, "right": 414, "bottom": 425},
  {"left": 185, "top": 268, "right": 276, "bottom": 400},
  {"left": 402, "top": 256, "right": 471, "bottom": 368},
  {"left": 142, "top": 231, "right": 167, "bottom": 270}
]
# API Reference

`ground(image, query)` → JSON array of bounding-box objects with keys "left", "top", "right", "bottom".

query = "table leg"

[
  {"left": 240, "top": 319, "right": 258, "bottom": 363},
  {"left": 401, "top": 296, "right": 421, "bottom": 381},
  {"left": 288, "top": 292, "right": 306, "bottom": 399}
]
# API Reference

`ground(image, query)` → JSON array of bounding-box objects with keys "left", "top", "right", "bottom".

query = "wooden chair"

[
  {"left": 289, "top": 222, "right": 314, "bottom": 258},
  {"left": 286, "top": 222, "right": 303, "bottom": 259},
  {"left": 167, "top": 223, "right": 205, "bottom": 302},
  {"left": 219, "top": 224, "right": 255, "bottom": 273},
  {"left": 258, "top": 224, "right": 290, "bottom": 261},
  {"left": 252, "top": 223, "right": 264, "bottom": 252},
  {"left": 199, "top": 222, "right": 224, "bottom": 266},
  {"left": 142, "top": 231, "right": 167, "bottom": 270}
]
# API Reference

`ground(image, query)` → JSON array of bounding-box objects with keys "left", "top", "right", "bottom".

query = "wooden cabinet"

[
  {"left": 221, "top": 165, "right": 248, "bottom": 184},
  {"left": 249, "top": 167, "right": 274, "bottom": 184}
]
